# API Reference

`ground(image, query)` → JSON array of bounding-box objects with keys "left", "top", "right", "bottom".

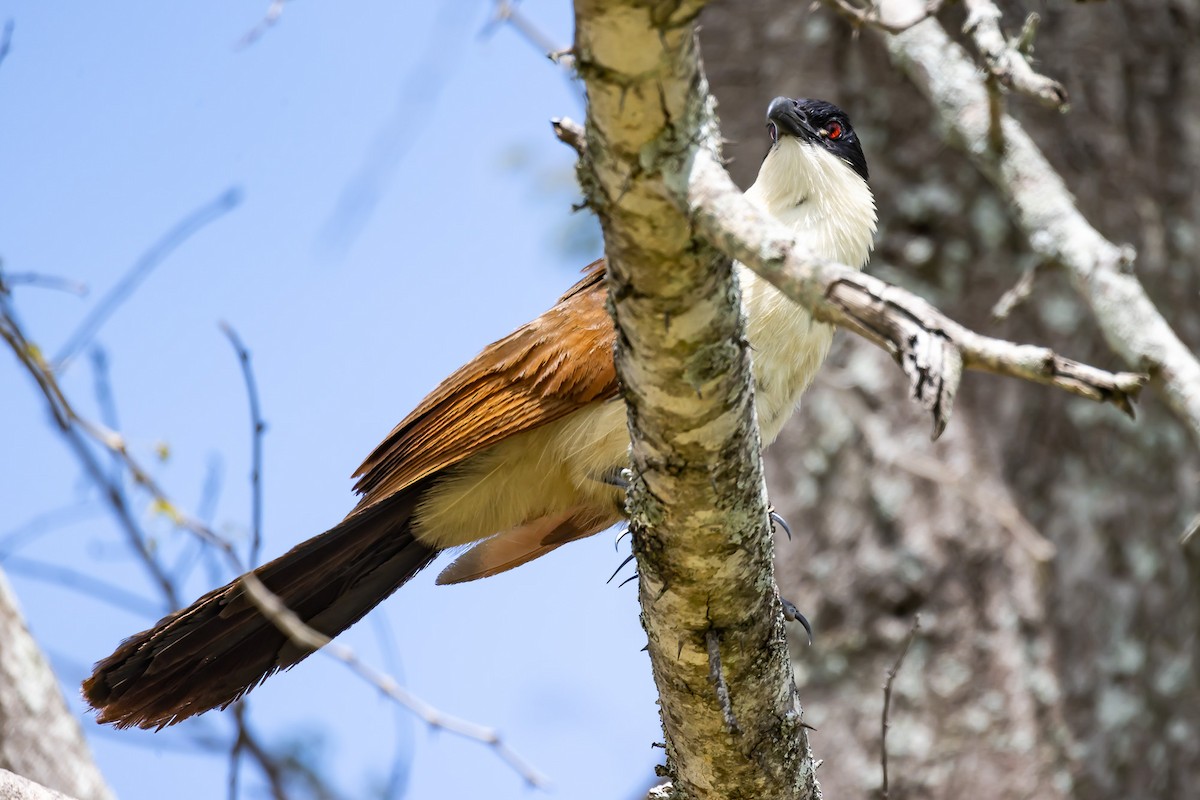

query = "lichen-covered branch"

[
  {"left": 0, "top": 769, "right": 82, "bottom": 800},
  {"left": 686, "top": 150, "right": 1145, "bottom": 438},
  {"left": 823, "top": 0, "right": 944, "bottom": 35},
  {"left": 0, "top": 573, "right": 114, "bottom": 800},
  {"left": 961, "top": 0, "right": 1068, "bottom": 110},
  {"left": 572, "top": 1, "right": 818, "bottom": 798},
  {"left": 879, "top": 0, "right": 1200, "bottom": 445}
]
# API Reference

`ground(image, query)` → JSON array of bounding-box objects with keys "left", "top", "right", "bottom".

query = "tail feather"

[{"left": 83, "top": 486, "right": 436, "bottom": 729}]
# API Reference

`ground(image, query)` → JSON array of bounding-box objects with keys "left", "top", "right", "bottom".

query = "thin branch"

[
  {"left": 1181, "top": 514, "right": 1200, "bottom": 548},
  {"left": 4, "top": 287, "right": 539, "bottom": 788},
  {"left": 0, "top": 502, "right": 97, "bottom": 556},
  {"left": 237, "top": 573, "right": 550, "bottom": 789},
  {"left": 960, "top": 1, "right": 1068, "bottom": 110},
  {"left": 990, "top": 261, "right": 1044, "bottom": 320},
  {"left": 227, "top": 704, "right": 289, "bottom": 800},
  {"left": 685, "top": 149, "right": 1146, "bottom": 438},
  {"left": 879, "top": 0, "right": 1200, "bottom": 446},
  {"left": 0, "top": 19, "right": 12, "bottom": 69},
  {"left": 0, "top": 271, "right": 89, "bottom": 296},
  {"left": 820, "top": 0, "right": 944, "bottom": 35},
  {"left": 485, "top": 1, "right": 575, "bottom": 70},
  {"left": 235, "top": 0, "right": 287, "bottom": 50},
  {"left": 0, "top": 555, "right": 162, "bottom": 618},
  {"left": 881, "top": 614, "right": 921, "bottom": 799},
  {"left": 54, "top": 187, "right": 242, "bottom": 371},
  {"left": 320, "top": 4, "right": 463, "bottom": 253},
  {"left": 220, "top": 322, "right": 266, "bottom": 565}
]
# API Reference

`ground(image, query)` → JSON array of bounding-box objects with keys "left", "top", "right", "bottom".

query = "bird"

[{"left": 83, "top": 96, "right": 877, "bottom": 730}]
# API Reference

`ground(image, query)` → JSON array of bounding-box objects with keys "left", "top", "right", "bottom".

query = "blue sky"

[{"left": 0, "top": 2, "right": 663, "bottom": 798}]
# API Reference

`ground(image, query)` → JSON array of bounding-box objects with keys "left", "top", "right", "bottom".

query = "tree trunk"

[
  {"left": 0, "top": 571, "right": 113, "bottom": 800},
  {"left": 701, "top": 1, "right": 1200, "bottom": 797}
]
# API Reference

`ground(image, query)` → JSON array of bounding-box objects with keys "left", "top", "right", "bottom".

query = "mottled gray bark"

[
  {"left": 0, "top": 769, "right": 82, "bottom": 800},
  {"left": 571, "top": 2, "right": 819, "bottom": 797},
  {"left": 0, "top": 572, "right": 113, "bottom": 800},
  {"left": 700, "top": 1, "right": 1200, "bottom": 798}
]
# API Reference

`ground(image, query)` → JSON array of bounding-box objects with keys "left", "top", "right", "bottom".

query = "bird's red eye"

[{"left": 826, "top": 122, "right": 843, "bottom": 140}]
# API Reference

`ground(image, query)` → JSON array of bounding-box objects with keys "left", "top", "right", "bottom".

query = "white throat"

[{"left": 738, "top": 136, "right": 877, "bottom": 444}]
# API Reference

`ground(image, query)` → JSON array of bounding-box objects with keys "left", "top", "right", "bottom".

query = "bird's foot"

[
  {"left": 607, "top": 553, "right": 636, "bottom": 584},
  {"left": 781, "top": 597, "right": 813, "bottom": 645},
  {"left": 596, "top": 466, "right": 632, "bottom": 490},
  {"left": 769, "top": 507, "right": 792, "bottom": 541}
]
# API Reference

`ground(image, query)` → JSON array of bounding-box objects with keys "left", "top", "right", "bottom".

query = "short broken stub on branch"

[{"left": 823, "top": 276, "right": 1147, "bottom": 440}]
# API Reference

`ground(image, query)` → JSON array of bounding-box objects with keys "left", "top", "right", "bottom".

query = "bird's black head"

[{"left": 766, "top": 96, "right": 868, "bottom": 182}]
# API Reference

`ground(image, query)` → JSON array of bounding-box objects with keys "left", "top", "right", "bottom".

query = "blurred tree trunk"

[
  {"left": 701, "top": 1, "right": 1200, "bottom": 797},
  {"left": 0, "top": 570, "right": 113, "bottom": 800}
]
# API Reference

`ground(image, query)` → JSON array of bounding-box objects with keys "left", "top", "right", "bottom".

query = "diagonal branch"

[
  {"left": 876, "top": 0, "right": 1200, "bottom": 447},
  {"left": 686, "top": 150, "right": 1145, "bottom": 438},
  {"left": 960, "top": 0, "right": 1067, "bottom": 110}
]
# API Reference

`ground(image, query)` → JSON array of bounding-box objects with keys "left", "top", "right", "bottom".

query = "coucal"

[{"left": 84, "top": 97, "right": 877, "bottom": 729}]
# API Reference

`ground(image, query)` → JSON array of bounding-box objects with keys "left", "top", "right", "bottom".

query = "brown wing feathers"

[
  {"left": 352, "top": 259, "right": 616, "bottom": 505},
  {"left": 84, "top": 259, "right": 618, "bottom": 728}
]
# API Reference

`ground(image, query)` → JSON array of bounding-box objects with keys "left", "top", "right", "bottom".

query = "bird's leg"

[{"left": 597, "top": 466, "right": 632, "bottom": 490}]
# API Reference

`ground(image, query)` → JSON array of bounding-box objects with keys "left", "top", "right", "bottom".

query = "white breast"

[{"left": 739, "top": 138, "right": 877, "bottom": 444}]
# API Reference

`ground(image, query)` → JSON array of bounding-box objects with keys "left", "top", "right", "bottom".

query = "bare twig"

[
  {"left": 321, "top": 4, "right": 463, "bottom": 253},
  {"left": 821, "top": 0, "right": 943, "bottom": 35},
  {"left": 221, "top": 322, "right": 266, "bottom": 565},
  {"left": 226, "top": 704, "right": 288, "bottom": 800},
  {"left": 0, "top": 271, "right": 88, "bottom": 296},
  {"left": 0, "top": 502, "right": 97, "bottom": 556},
  {"left": 0, "top": 19, "right": 12, "bottom": 69},
  {"left": 990, "top": 261, "right": 1044, "bottom": 320},
  {"left": 685, "top": 149, "right": 1146, "bottom": 439},
  {"left": 485, "top": 1, "right": 575, "bottom": 70},
  {"left": 4, "top": 280, "right": 540, "bottom": 790},
  {"left": 961, "top": 1, "right": 1068, "bottom": 110},
  {"left": 0, "top": 313, "right": 182, "bottom": 606},
  {"left": 880, "top": 0, "right": 1200, "bottom": 446},
  {"left": 238, "top": 573, "right": 550, "bottom": 789},
  {"left": 1181, "top": 514, "right": 1200, "bottom": 548},
  {"left": 235, "top": 0, "right": 287, "bottom": 50},
  {"left": 881, "top": 614, "right": 921, "bottom": 799},
  {"left": 0, "top": 555, "right": 161, "bottom": 618},
  {"left": 1, "top": 304, "right": 241, "bottom": 573},
  {"left": 54, "top": 187, "right": 243, "bottom": 371},
  {"left": 2, "top": 289, "right": 311, "bottom": 792}
]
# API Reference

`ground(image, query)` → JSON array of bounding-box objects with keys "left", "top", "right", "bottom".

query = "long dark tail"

[{"left": 83, "top": 485, "right": 437, "bottom": 729}]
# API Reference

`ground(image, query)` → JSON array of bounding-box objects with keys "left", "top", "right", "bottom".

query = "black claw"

[
  {"left": 781, "top": 597, "right": 813, "bottom": 645},
  {"left": 769, "top": 509, "right": 792, "bottom": 541},
  {"left": 607, "top": 553, "right": 637, "bottom": 584},
  {"left": 614, "top": 524, "right": 631, "bottom": 551},
  {"left": 618, "top": 572, "right": 639, "bottom": 588}
]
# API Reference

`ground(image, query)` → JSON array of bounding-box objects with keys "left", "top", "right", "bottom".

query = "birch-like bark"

[
  {"left": 0, "top": 571, "right": 113, "bottom": 800},
  {"left": 571, "top": 2, "right": 818, "bottom": 798},
  {"left": 0, "top": 769, "right": 82, "bottom": 800},
  {"left": 880, "top": 0, "right": 1200, "bottom": 445}
]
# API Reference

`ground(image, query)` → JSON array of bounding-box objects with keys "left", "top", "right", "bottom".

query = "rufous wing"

[{"left": 352, "top": 259, "right": 618, "bottom": 507}]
